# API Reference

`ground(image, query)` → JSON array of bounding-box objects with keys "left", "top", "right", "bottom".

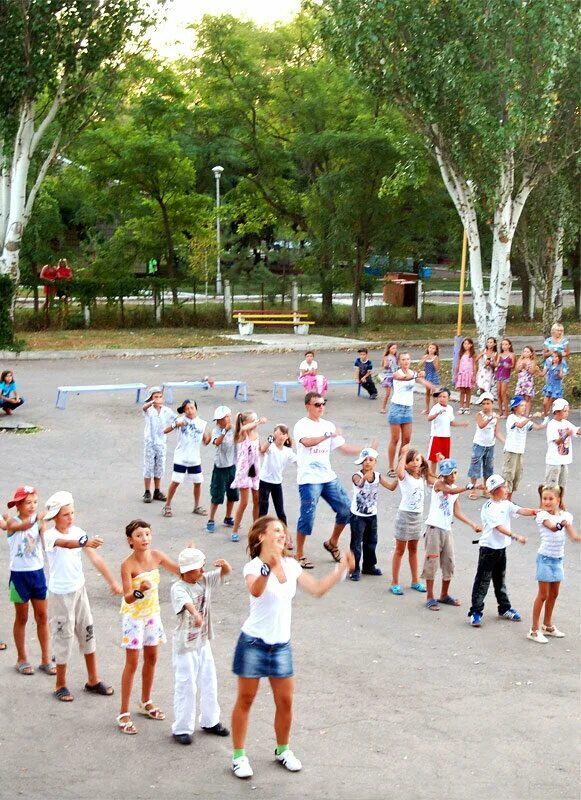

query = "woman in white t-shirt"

[
  {"left": 298, "top": 350, "right": 328, "bottom": 395},
  {"left": 387, "top": 353, "right": 433, "bottom": 475},
  {"left": 258, "top": 424, "right": 297, "bottom": 528},
  {"left": 230, "top": 516, "right": 354, "bottom": 780},
  {"left": 527, "top": 484, "right": 580, "bottom": 644}
]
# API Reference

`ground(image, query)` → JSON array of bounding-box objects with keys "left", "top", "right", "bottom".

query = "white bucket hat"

[
  {"left": 178, "top": 548, "right": 206, "bottom": 573},
  {"left": 45, "top": 490, "right": 74, "bottom": 520}
]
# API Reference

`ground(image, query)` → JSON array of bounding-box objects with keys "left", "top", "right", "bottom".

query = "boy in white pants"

[{"left": 171, "top": 547, "right": 231, "bottom": 745}]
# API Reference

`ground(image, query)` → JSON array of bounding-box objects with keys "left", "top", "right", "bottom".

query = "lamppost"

[{"left": 212, "top": 165, "right": 224, "bottom": 295}]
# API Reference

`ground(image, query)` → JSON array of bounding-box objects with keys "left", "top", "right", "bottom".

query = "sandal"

[
  {"left": 469, "top": 491, "right": 478, "bottom": 500},
  {"left": 438, "top": 595, "right": 461, "bottom": 606},
  {"left": 162, "top": 506, "right": 173, "bottom": 517},
  {"left": 85, "top": 681, "right": 114, "bottom": 696},
  {"left": 117, "top": 712, "right": 138, "bottom": 735},
  {"left": 193, "top": 506, "right": 208, "bottom": 516},
  {"left": 390, "top": 585, "right": 404, "bottom": 595},
  {"left": 139, "top": 700, "right": 165, "bottom": 720},
  {"left": 38, "top": 662, "right": 57, "bottom": 675},
  {"left": 54, "top": 686, "right": 74, "bottom": 701},
  {"left": 0, "top": 642, "right": 7, "bottom": 651},
  {"left": 323, "top": 540, "right": 341, "bottom": 563},
  {"left": 16, "top": 662, "right": 35, "bottom": 675},
  {"left": 296, "top": 556, "right": 314, "bottom": 570},
  {"left": 426, "top": 599, "right": 440, "bottom": 611},
  {"left": 411, "top": 582, "right": 426, "bottom": 593}
]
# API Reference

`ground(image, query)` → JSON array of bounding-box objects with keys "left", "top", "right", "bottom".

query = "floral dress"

[
  {"left": 476, "top": 353, "right": 495, "bottom": 393},
  {"left": 231, "top": 434, "right": 261, "bottom": 490},
  {"left": 120, "top": 568, "right": 166, "bottom": 649},
  {"left": 515, "top": 363, "right": 535, "bottom": 397},
  {"left": 381, "top": 354, "right": 398, "bottom": 388}
]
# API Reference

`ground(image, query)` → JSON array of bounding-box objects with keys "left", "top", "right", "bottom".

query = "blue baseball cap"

[
  {"left": 509, "top": 395, "right": 525, "bottom": 410},
  {"left": 438, "top": 458, "right": 458, "bottom": 476}
]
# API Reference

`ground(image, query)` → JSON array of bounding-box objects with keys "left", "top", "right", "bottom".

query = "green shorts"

[{"left": 210, "top": 465, "right": 239, "bottom": 506}]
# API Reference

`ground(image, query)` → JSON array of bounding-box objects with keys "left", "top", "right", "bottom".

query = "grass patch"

[{"left": 19, "top": 328, "right": 244, "bottom": 351}]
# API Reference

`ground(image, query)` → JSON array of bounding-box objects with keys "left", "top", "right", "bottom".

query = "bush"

[{"left": 0, "top": 276, "right": 14, "bottom": 348}]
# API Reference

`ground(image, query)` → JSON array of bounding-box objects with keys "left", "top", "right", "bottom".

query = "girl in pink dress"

[
  {"left": 230, "top": 411, "right": 267, "bottom": 542},
  {"left": 495, "top": 338, "right": 515, "bottom": 417},
  {"left": 455, "top": 338, "right": 476, "bottom": 413}
]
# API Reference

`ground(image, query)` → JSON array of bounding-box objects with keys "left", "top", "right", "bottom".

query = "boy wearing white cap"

[
  {"left": 142, "top": 386, "right": 176, "bottom": 504},
  {"left": 467, "top": 392, "right": 504, "bottom": 499},
  {"left": 544, "top": 399, "right": 580, "bottom": 489},
  {"left": 171, "top": 548, "right": 232, "bottom": 745},
  {"left": 206, "top": 406, "right": 239, "bottom": 533},
  {"left": 502, "top": 395, "right": 548, "bottom": 499}
]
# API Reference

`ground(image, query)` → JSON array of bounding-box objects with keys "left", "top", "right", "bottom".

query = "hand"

[
  {"left": 418, "top": 370, "right": 426, "bottom": 378},
  {"left": 518, "top": 535, "right": 527, "bottom": 545},
  {"left": 139, "top": 580, "right": 152, "bottom": 592},
  {"left": 193, "top": 612, "right": 203, "bottom": 627},
  {"left": 110, "top": 582, "right": 123, "bottom": 596},
  {"left": 461, "top": 421, "right": 470, "bottom": 427},
  {"left": 473, "top": 524, "right": 482, "bottom": 533},
  {"left": 87, "top": 536, "right": 104, "bottom": 549},
  {"left": 334, "top": 427, "right": 343, "bottom": 437},
  {"left": 340, "top": 550, "right": 355, "bottom": 573},
  {"left": 258, "top": 416, "right": 267, "bottom": 425}
]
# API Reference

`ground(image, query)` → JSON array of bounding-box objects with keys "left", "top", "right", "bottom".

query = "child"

[
  {"left": 4, "top": 486, "right": 53, "bottom": 675},
  {"left": 230, "top": 411, "right": 267, "bottom": 543},
  {"left": 142, "top": 386, "right": 175, "bottom": 504},
  {"left": 427, "top": 387, "right": 468, "bottom": 473},
  {"left": 467, "top": 475, "right": 537, "bottom": 627},
  {"left": 543, "top": 322, "right": 570, "bottom": 366},
  {"left": 349, "top": 448, "right": 396, "bottom": 581},
  {"left": 258, "top": 424, "right": 297, "bottom": 527},
  {"left": 387, "top": 353, "right": 433, "bottom": 474},
  {"left": 43, "top": 490, "right": 121, "bottom": 702},
  {"left": 454, "top": 337, "right": 476, "bottom": 413},
  {"left": 207, "top": 406, "right": 239, "bottom": 534},
  {"left": 527, "top": 485, "right": 580, "bottom": 644},
  {"left": 467, "top": 392, "right": 504, "bottom": 499},
  {"left": 495, "top": 338, "right": 515, "bottom": 417},
  {"left": 298, "top": 351, "right": 327, "bottom": 395},
  {"left": 171, "top": 547, "right": 232, "bottom": 745},
  {"left": 514, "top": 346, "right": 539, "bottom": 418},
  {"left": 380, "top": 343, "right": 398, "bottom": 414},
  {"left": 422, "top": 459, "right": 482, "bottom": 610},
  {"left": 162, "top": 399, "right": 211, "bottom": 518},
  {"left": 502, "top": 396, "right": 547, "bottom": 499},
  {"left": 390, "top": 445, "right": 434, "bottom": 595},
  {"left": 544, "top": 399, "right": 580, "bottom": 489},
  {"left": 354, "top": 348, "right": 378, "bottom": 399},
  {"left": 542, "top": 351, "right": 566, "bottom": 415},
  {"left": 475, "top": 337, "right": 497, "bottom": 396},
  {"left": 117, "top": 519, "right": 180, "bottom": 734},
  {"left": 0, "top": 370, "right": 24, "bottom": 414},
  {"left": 418, "top": 343, "right": 440, "bottom": 414}
]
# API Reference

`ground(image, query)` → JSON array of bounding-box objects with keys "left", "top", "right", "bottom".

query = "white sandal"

[
  {"left": 193, "top": 506, "right": 208, "bottom": 516},
  {"left": 139, "top": 700, "right": 165, "bottom": 720},
  {"left": 117, "top": 712, "right": 138, "bottom": 734},
  {"left": 542, "top": 624, "right": 565, "bottom": 638}
]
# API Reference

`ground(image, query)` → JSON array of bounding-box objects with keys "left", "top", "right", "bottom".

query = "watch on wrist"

[
  {"left": 324, "top": 431, "right": 333, "bottom": 439},
  {"left": 133, "top": 589, "right": 145, "bottom": 599},
  {"left": 466, "top": 483, "right": 475, "bottom": 491},
  {"left": 555, "top": 522, "right": 564, "bottom": 531},
  {"left": 78, "top": 535, "right": 88, "bottom": 547},
  {"left": 260, "top": 562, "right": 271, "bottom": 577}
]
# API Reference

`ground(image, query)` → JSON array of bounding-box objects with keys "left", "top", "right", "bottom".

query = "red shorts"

[{"left": 428, "top": 436, "right": 451, "bottom": 462}]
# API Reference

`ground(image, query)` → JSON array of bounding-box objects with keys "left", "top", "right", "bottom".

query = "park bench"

[
  {"left": 55, "top": 382, "right": 147, "bottom": 410},
  {"left": 162, "top": 380, "right": 248, "bottom": 404},
  {"left": 233, "top": 310, "right": 315, "bottom": 336},
  {"left": 272, "top": 378, "right": 363, "bottom": 403}
]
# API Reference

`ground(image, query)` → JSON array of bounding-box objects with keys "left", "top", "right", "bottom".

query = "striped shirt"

[{"left": 536, "top": 510, "right": 573, "bottom": 559}]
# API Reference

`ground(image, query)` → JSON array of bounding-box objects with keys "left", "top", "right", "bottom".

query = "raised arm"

[{"left": 297, "top": 551, "right": 354, "bottom": 597}]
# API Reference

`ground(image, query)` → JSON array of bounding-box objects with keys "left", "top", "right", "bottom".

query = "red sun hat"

[{"left": 7, "top": 485, "right": 37, "bottom": 508}]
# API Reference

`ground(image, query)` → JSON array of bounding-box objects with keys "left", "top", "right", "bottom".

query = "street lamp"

[{"left": 212, "top": 165, "right": 224, "bottom": 295}]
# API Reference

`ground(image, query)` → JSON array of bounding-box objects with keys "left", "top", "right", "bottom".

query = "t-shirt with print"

[
  {"left": 479, "top": 499, "right": 521, "bottom": 549},
  {"left": 171, "top": 568, "right": 222, "bottom": 654},
  {"left": 430, "top": 404, "right": 454, "bottom": 437},
  {"left": 535, "top": 510, "right": 573, "bottom": 559},
  {"left": 351, "top": 471, "right": 380, "bottom": 517},
  {"left": 143, "top": 405, "right": 176, "bottom": 445},
  {"left": 43, "top": 525, "right": 87, "bottom": 594},
  {"left": 545, "top": 419, "right": 579, "bottom": 466},
  {"left": 473, "top": 413, "right": 498, "bottom": 447},
  {"left": 398, "top": 472, "right": 425, "bottom": 513},
  {"left": 504, "top": 414, "right": 533, "bottom": 454},
  {"left": 424, "top": 484, "right": 459, "bottom": 531},
  {"left": 173, "top": 416, "right": 207, "bottom": 465},
  {"left": 293, "top": 417, "right": 345, "bottom": 485},
  {"left": 261, "top": 444, "right": 297, "bottom": 484},
  {"left": 241, "top": 556, "right": 302, "bottom": 645},
  {"left": 354, "top": 357, "right": 373, "bottom": 379},
  {"left": 8, "top": 516, "right": 44, "bottom": 572},
  {"left": 212, "top": 426, "right": 236, "bottom": 468}
]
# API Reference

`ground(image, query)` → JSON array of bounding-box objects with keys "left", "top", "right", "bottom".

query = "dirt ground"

[{"left": 0, "top": 347, "right": 579, "bottom": 800}]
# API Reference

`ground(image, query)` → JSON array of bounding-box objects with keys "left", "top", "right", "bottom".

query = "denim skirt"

[
  {"left": 535, "top": 553, "right": 564, "bottom": 583},
  {"left": 388, "top": 402, "right": 413, "bottom": 425},
  {"left": 232, "top": 631, "right": 294, "bottom": 678}
]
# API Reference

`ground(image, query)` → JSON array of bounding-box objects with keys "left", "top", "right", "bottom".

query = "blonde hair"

[
  {"left": 234, "top": 410, "right": 257, "bottom": 443},
  {"left": 247, "top": 516, "right": 290, "bottom": 560}
]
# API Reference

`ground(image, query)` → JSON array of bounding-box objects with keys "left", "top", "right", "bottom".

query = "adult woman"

[{"left": 230, "top": 516, "right": 353, "bottom": 779}]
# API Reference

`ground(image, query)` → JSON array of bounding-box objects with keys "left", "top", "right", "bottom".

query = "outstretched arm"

[
  {"left": 298, "top": 551, "right": 354, "bottom": 597},
  {"left": 86, "top": 548, "right": 122, "bottom": 594}
]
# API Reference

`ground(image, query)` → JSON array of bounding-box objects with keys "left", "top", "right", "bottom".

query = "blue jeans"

[
  {"left": 349, "top": 514, "right": 378, "bottom": 573},
  {"left": 468, "top": 444, "right": 495, "bottom": 480},
  {"left": 297, "top": 478, "right": 351, "bottom": 536}
]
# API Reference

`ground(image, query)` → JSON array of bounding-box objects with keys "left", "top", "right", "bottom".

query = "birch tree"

[
  {"left": 0, "top": 0, "right": 152, "bottom": 285},
  {"left": 320, "top": 0, "right": 579, "bottom": 343}
]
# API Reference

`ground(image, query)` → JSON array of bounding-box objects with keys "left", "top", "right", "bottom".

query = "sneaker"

[
  {"left": 468, "top": 612, "right": 482, "bottom": 627},
  {"left": 275, "top": 749, "right": 302, "bottom": 772},
  {"left": 173, "top": 733, "right": 193, "bottom": 745},
  {"left": 542, "top": 624, "right": 565, "bottom": 638},
  {"left": 500, "top": 608, "right": 521, "bottom": 621},
  {"left": 527, "top": 629, "right": 548, "bottom": 644},
  {"left": 350, "top": 572, "right": 360, "bottom": 582},
  {"left": 142, "top": 490, "right": 152, "bottom": 504},
  {"left": 362, "top": 567, "right": 383, "bottom": 576},
  {"left": 232, "top": 755, "right": 253, "bottom": 779},
  {"left": 223, "top": 517, "right": 235, "bottom": 527},
  {"left": 202, "top": 722, "right": 229, "bottom": 736},
  {"left": 152, "top": 489, "right": 167, "bottom": 502},
  {"left": 206, "top": 520, "right": 215, "bottom": 533},
  {"left": 231, "top": 532, "right": 240, "bottom": 542}
]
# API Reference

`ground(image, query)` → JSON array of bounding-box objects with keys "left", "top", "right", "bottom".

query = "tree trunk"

[
  {"left": 551, "top": 226, "right": 564, "bottom": 323},
  {"left": 157, "top": 197, "right": 178, "bottom": 303},
  {"left": 542, "top": 233, "right": 557, "bottom": 337},
  {"left": 350, "top": 251, "right": 364, "bottom": 333},
  {"left": 319, "top": 251, "right": 333, "bottom": 322},
  {"left": 511, "top": 255, "right": 531, "bottom": 319},
  {"left": 571, "top": 236, "right": 580, "bottom": 320}
]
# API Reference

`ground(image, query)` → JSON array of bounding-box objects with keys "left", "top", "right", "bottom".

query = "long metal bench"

[
  {"left": 56, "top": 383, "right": 147, "bottom": 410},
  {"left": 162, "top": 380, "right": 248, "bottom": 404},
  {"left": 272, "top": 379, "right": 363, "bottom": 403}
]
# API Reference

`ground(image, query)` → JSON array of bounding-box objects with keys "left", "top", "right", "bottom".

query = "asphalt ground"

[{"left": 0, "top": 346, "right": 579, "bottom": 800}]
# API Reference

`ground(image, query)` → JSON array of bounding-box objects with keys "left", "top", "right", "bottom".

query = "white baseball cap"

[
  {"left": 213, "top": 405, "right": 231, "bottom": 420},
  {"left": 476, "top": 392, "right": 495, "bottom": 403},
  {"left": 354, "top": 447, "right": 379, "bottom": 464},
  {"left": 146, "top": 385, "right": 163, "bottom": 402},
  {"left": 178, "top": 548, "right": 205, "bottom": 573},
  {"left": 486, "top": 474, "right": 506, "bottom": 493},
  {"left": 552, "top": 398, "right": 569, "bottom": 412},
  {"left": 45, "top": 490, "right": 74, "bottom": 520}
]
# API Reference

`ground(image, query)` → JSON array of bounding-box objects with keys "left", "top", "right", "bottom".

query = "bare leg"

[
  {"left": 270, "top": 677, "right": 295, "bottom": 746},
  {"left": 295, "top": 532, "right": 307, "bottom": 561},
  {"left": 408, "top": 539, "right": 420, "bottom": 584},
  {"left": 400, "top": 422, "right": 412, "bottom": 449},
  {"left": 328, "top": 522, "right": 346, "bottom": 549},
  {"left": 391, "top": 540, "right": 407, "bottom": 586},
  {"left": 31, "top": 598, "right": 50, "bottom": 665},
  {"left": 55, "top": 663, "right": 73, "bottom": 699},
  {"left": 141, "top": 645, "right": 158, "bottom": 703},
  {"left": 231, "top": 677, "right": 260, "bottom": 750},
  {"left": 153, "top": 477, "right": 161, "bottom": 491},
  {"left": 144, "top": 478, "right": 152, "bottom": 492},
  {"left": 84, "top": 652, "right": 101, "bottom": 686},
  {"left": 193, "top": 483, "right": 202, "bottom": 508},
  {"left": 388, "top": 425, "right": 401, "bottom": 471},
  {"left": 225, "top": 499, "right": 235, "bottom": 519},
  {"left": 531, "top": 582, "right": 549, "bottom": 631},
  {"left": 120, "top": 649, "right": 140, "bottom": 714},
  {"left": 233, "top": 488, "right": 249, "bottom": 532},
  {"left": 542, "top": 583, "right": 560, "bottom": 629},
  {"left": 13, "top": 603, "right": 31, "bottom": 667},
  {"left": 165, "top": 481, "right": 180, "bottom": 508},
  {"left": 209, "top": 502, "right": 219, "bottom": 522},
  {"left": 251, "top": 488, "right": 260, "bottom": 521}
]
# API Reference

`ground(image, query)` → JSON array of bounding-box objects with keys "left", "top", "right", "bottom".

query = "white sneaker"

[
  {"left": 275, "top": 749, "right": 302, "bottom": 771},
  {"left": 232, "top": 755, "right": 253, "bottom": 778},
  {"left": 543, "top": 624, "right": 565, "bottom": 638},
  {"left": 527, "top": 629, "right": 548, "bottom": 644}
]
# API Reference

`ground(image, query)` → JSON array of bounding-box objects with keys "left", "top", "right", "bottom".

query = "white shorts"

[
  {"left": 171, "top": 463, "right": 204, "bottom": 485},
  {"left": 49, "top": 587, "right": 96, "bottom": 664},
  {"left": 121, "top": 612, "right": 166, "bottom": 649}
]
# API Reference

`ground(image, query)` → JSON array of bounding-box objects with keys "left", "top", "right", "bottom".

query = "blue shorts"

[
  {"left": 9, "top": 568, "right": 47, "bottom": 603},
  {"left": 388, "top": 402, "right": 413, "bottom": 425},
  {"left": 536, "top": 553, "right": 564, "bottom": 583},
  {"left": 232, "top": 631, "right": 293, "bottom": 678},
  {"left": 297, "top": 478, "right": 351, "bottom": 536}
]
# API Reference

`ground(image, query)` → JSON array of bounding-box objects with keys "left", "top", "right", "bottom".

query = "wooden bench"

[
  {"left": 272, "top": 379, "right": 362, "bottom": 403},
  {"left": 233, "top": 310, "right": 315, "bottom": 335},
  {"left": 162, "top": 380, "right": 248, "bottom": 404},
  {"left": 56, "top": 383, "right": 147, "bottom": 410}
]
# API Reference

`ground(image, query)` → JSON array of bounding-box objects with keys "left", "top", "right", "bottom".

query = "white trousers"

[{"left": 172, "top": 641, "right": 220, "bottom": 736}]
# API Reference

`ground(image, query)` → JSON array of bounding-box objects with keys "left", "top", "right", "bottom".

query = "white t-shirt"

[
  {"left": 173, "top": 416, "right": 207, "bottom": 465},
  {"left": 43, "top": 525, "right": 87, "bottom": 594},
  {"left": 479, "top": 500, "right": 521, "bottom": 549},
  {"left": 351, "top": 471, "right": 380, "bottom": 516},
  {"left": 144, "top": 405, "right": 176, "bottom": 445},
  {"left": 391, "top": 372, "right": 416, "bottom": 406},
  {"left": 261, "top": 443, "right": 297, "bottom": 484},
  {"left": 241, "top": 557, "right": 303, "bottom": 644},
  {"left": 212, "top": 426, "right": 236, "bottom": 468},
  {"left": 398, "top": 472, "right": 425, "bottom": 513},
  {"left": 7, "top": 517, "right": 44, "bottom": 572},
  {"left": 293, "top": 417, "right": 345, "bottom": 485},
  {"left": 430, "top": 404, "right": 455, "bottom": 437},
  {"left": 536, "top": 510, "right": 573, "bottom": 558},
  {"left": 545, "top": 419, "right": 579, "bottom": 466},
  {"left": 504, "top": 414, "right": 533, "bottom": 454},
  {"left": 171, "top": 568, "right": 222, "bottom": 653},
  {"left": 299, "top": 359, "right": 318, "bottom": 372},
  {"left": 424, "top": 484, "right": 459, "bottom": 530},
  {"left": 473, "top": 412, "right": 498, "bottom": 447}
]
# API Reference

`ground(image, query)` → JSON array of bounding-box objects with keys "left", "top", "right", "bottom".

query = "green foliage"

[{"left": 0, "top": 276, "right": 14, "bottom": 348}]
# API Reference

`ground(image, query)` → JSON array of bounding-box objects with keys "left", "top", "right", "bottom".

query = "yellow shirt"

[{"left": 120, "top": 569, "right": 161, "bottom": 619}]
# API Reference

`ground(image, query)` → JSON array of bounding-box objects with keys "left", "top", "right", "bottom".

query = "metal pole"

[{"left": 212, "top": 166, "right": 224, "bottom": 295}]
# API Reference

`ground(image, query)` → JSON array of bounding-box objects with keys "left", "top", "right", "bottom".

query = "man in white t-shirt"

[
  {"left": 544, "top": 399, "right": 580, "bottom": 488},
  {"left": 293, "top": 391, "right": 368, "bottom": 569}
]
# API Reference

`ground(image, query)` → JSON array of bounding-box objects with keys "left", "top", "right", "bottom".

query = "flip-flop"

[
  {"left": 323, "top": 540, "right": 341, "bottom": 563},
  {"left": 162, "top": 506, "right": 173, "bottom": 517},
  {"left": 85, "top": 681, "right": 114, "bottom": 696},
  {"left": 16, "top": 662, "right": 35, "bottom": 675},
  {"left": 54, "top": 686, "right": 74, "bottom": 701},
  {"left": 38, "top": 662, "right": 57, "bottom": 675},
  {"left": 390, "top": 585, "right": 404, "bottom": 595},
  {"left": 411, "top": 582, "right": 427, "bottom": 593},
  {"left": 193, "top": 506, "right": 208, "bottom": 516},
  {"left": 296, "top": 556, "right": 314, "bottom": 570},
  {"left": 426, "top": 599, "right": 440, "bottom": 611},
  {"left": 438, "top": 595, "right": 461, "bottom": 606}
]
